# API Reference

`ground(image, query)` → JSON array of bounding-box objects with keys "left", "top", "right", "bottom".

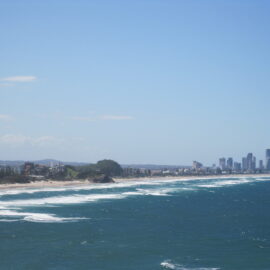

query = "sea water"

[{"left": 0, "top": 176, "right": 269, "bottom": 270}]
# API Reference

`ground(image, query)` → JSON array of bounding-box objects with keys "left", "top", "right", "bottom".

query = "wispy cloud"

[
  {"left": 71, "top": 116, "right": 96, "bottom": 122},
  {"left": 0, "top": 114, "right": 13, "bottom": 121},
  {"left": 0, "top": 134, "right": 61, "bottom": 146},
  {"left": 100, "top": 115, "right": 134, "bottom": 120},
  {"left": 0, "top": 76, "right": 37, "bottom": 82},
  {"left": 0, "top": 134, "right": 29, "bottom": 144},
  {"left": 32, "top": 136, "right": 62, "bottom": 146},
  {"left": 71, "top": 115, "right": 134, "bottom": 122},
  {"left": 0, "top": 135, "right": 86, "bottom": 152},
  {"left": 0, "top": 83, "right": 14, "bottom": 88}
]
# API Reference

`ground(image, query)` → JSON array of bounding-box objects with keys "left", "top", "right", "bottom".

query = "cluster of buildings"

[
  {"left": 0, "top": 161, "right": 66, "bottom": 180},
  {"left": 218, "top": 149, "right": 270, "bottom": 173},
  {"left": 1, "top": 149, "right": 270, "bottom": 180},
  {"left": 145, "top": 149, "right": 270, "bottom": 177}
]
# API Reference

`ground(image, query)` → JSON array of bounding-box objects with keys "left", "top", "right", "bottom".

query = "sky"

[{"left": 0, "top": 0, "right": 270, "bottom": 165}]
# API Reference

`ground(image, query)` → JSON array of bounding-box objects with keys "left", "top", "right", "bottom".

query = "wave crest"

[{"left": 160, "top": 260, "right": 220, "bottom": 270}]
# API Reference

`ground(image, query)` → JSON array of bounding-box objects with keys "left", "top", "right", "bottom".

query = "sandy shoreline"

[
  {"left": 0, "top": 173, "right": 269, "bottom": 190},
  {"left": 114, "top": 173, "right": 270, "bottom": 183},
  {"left": 0, "top": 179, "right": 91, "bottom": 190}
]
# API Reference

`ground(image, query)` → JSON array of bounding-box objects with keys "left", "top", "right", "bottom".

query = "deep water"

[{"left": 0, "top": 176, "right": 269, "bottom": 270}]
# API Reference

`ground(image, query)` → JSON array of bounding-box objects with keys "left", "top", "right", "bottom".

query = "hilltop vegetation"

[
  {"left": 0, "top": 159, "right": 123, "bottom": 184},
  {"left": 77, "top": 160, "right": 123, "bottom": 178}
]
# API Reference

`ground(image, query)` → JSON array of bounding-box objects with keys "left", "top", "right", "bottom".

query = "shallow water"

[{"left": 0, "top": 176, "right": 269, "bottom": 269}]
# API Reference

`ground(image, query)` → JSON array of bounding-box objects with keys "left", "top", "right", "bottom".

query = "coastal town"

[
  {"left": 122, "top": 149, "right": 270, "bottom": 177},
  {"left": 0, "top": 149, "right": 270, "bottom": 184}
]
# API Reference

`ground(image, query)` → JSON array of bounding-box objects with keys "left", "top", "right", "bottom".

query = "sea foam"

[
  {"left": 0, "top": 209, "right": 86, "bottom": 223},
  {"left": 0, "top": 193, "right": 127, "bottom": 208},
  {"left": 0, "top": 175, "right": 269, "bottom": 223},
  {"left": 160, "top": 260, "right": 220, "bottom": 270},
  {"left": 0, "top": 175, "right": 268, "bottom": 198},
  {"left": 196, "top": 178, "right": 257, "bottom": 188}
]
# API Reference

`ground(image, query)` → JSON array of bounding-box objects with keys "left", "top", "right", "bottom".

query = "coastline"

[
  {"left": 114, "top": 173, "right": 270, "bottom": 182},
  {"left": 0, "top": 179, "right": 90, "bottom": 190},
  {"left": 0, "top": 173, "right": 269, "bottom": 190}
]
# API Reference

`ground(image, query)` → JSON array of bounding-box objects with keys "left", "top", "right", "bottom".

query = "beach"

[{"left": 0, "top": 173, "right": 269, "bottom": 190}]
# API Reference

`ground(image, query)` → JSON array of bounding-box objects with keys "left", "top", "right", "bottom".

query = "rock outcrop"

[{"left": 87, "top": 174, "right": 114, "bottom": 183}]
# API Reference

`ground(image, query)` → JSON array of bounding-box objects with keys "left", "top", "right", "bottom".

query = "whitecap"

[
  {"left": 160, "top": 260, "right": 220, "bottom": 270},
  {"left": 0, "top": 209, "right": 87, "bottom": 223},
  {"left": 135, "top": 188, "right": 170, "bottom": 196},
  {"left": 0, "top": 219, "right": 20, "bottom": 222},
  {"left": 0, "top": 193, "right": 127, "bottom": 208},
  {"left": 0, "top": 180, "right": 162, "bottom": 197},
  {"left": 196, "top": 178, "right": 254, "bottom": 188},
  {"left": 161, "top": 260, "right": 178, "bottom": 269},
  {"left": 0, "top": 175, "right": 267, "bottom": 198}
]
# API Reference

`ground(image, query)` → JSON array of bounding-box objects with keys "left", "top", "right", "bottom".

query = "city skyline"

[
  {"left": 1, "top": 1, "right": 270, "bottom": 164},
  {"left": 1, "top": 148, "right": 270, "bottom": 169},
  {"left": 215, "top": 149, "right": 270, "bottom": 172}
]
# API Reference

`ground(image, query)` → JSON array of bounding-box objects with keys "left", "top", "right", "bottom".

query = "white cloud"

[
  {"left": 0, "top": 134, "right": 61, "bottom": 146},
  {"left": 0, "top": 114, "right": 13, "bottom": 121},
  {"left": 100, "top": 115, "right": 134, "bottom": 120},
  {"left": 33, "top": 136, "right": 63, "bottom": 146},
  {"left": 0, "top": 134, "right": 29, "bottom": 144},
  {"left": 71, "top": 116, "right": 96, "bottom": 122},
  {"left": 0, "top": 83, "right": 14, "bottom": 88},
  {"left": 0, "top": 76, "right": 37, "bottom": 82},
  {"left": 0, "top": 135, "right": 87, "bottom": 156},
  {"left": 71, "top": 115, "right": 134, "bottom": 122}
]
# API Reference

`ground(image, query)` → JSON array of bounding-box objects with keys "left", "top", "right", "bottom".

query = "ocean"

[{"left": 0, "top": 176, "right": 269, "bottom": 270}]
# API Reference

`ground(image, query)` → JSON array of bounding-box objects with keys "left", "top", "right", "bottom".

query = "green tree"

[
  {"left": 96, "top": 160, "right": 123, "bottom": 176},
  {"left": 77, "top": 164, "right": 98, "bottom": 178}
]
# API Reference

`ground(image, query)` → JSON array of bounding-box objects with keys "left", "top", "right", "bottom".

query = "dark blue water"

[{"left": 0, "top": 176, "right": 269, "bottom": 270}]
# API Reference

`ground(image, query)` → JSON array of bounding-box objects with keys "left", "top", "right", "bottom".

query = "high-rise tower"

[
  {"left": 219, "top": 158, "right": 226, "bottom": 170},
  {"left": 246, "top": 153, "right": 253, "bottom": 171},
  {"left": 266, "top": 149, "right": 270, "bottom": 171},
  {"left": 227, "top": 158, "right": 233, "bottom": 170}
]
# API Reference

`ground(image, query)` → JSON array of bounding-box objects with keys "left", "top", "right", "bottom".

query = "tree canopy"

[{"left": 96, "top": 159, "right": 123, "bottom": 176}]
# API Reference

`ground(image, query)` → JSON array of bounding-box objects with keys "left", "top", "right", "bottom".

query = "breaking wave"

[
  {"left": 0, "top": 209, "right": 87, "bottom": 223},
  {"left": 0, "top": 175, "right": 269, "bottom": 223},
  {"left": 160, "top": 260, "right": 220, "bottom": 270},
  {"left": 0, "top": 193, "right": 127, "bottom": 207},
  {"left": 0, "top": 176, "right": 268, "bottom": 198}
]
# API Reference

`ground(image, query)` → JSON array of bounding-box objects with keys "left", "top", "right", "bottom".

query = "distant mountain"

[
  {"left": 0, "top": 160, "right": 25, "bottom": 167},
  {"left": 34, "top": 159, "right": 88, "bottom": 166},
  {"left": 0, "top": 160, "right": 190, "bottom": 169},
  {"left": 121, "top": 164, "right": 190, "bottom": 170}
]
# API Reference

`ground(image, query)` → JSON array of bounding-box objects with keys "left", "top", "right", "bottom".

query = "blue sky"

[{"left": 0, "top": 0, "right": 270, "bottom": 165}]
